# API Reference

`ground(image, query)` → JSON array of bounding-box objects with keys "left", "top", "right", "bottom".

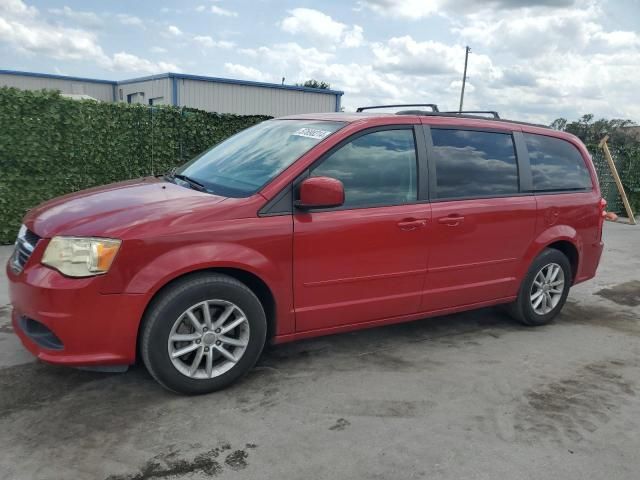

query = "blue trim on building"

[
  {"left": 335, "top": 93, "right": 343, "bottom": 112},
  {"left": 171, "top": 75, "right": 178, "bottom": 106},
  {"left": 116, "top": 73, "right": 169, "bottom": 86},
  {"left": 0, "top": 69, "right": 117, "bottom": 85},
  {"left": 119, "top": 72, "right": 344, "bottom": 96}
]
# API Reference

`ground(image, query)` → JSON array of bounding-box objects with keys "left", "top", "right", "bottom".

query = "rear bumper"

[
  {"left": 7, "top": 261, "right": 147, "bottom": 367},
  {"left": 575, "top": 240, "right": 604, "bottom": 284}
]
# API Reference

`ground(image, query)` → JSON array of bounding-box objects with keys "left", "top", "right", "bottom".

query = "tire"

[
  {"left": 507, "top": 248, "right": 572, "bottom": 326},
  {"left": 141, "top": 273, "right": 267, "bottom": 395}
]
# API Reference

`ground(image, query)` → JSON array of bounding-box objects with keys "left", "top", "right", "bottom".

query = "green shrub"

[
  {"left": 590, "top": 143, "right": 640, "bottom": 216},
  {"left": 0, "top": 87, "right": 270, "bottom": 244}
]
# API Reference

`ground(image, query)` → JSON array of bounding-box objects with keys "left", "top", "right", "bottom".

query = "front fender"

[
  {"left": 123, "top": 242, "right": 278, "bottom": 295},
  {"left": 101, "top": 238, "right": 294, "bottom": 336}
]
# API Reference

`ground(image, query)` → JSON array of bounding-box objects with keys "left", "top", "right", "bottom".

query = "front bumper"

[{"left": 7, "top": 257, "right": 147, "bottom": 367}]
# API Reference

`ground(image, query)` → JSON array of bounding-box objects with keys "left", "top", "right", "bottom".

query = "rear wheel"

[
  {"left": 141, "top": 273, "right": 267, "bottom": 394},
  {"left": 508, "top": 248, "right": 572, "bottom": 326}
]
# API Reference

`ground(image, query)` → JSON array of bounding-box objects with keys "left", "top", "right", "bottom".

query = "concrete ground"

[{"left": 0, "top": 222, "right": 639, "bottom": 480}]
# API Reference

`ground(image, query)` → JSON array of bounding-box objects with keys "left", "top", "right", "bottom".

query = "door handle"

[
  {"left": 397, "top": 219, "right": 428, "bottom": 231},
  {"left": 437, "top": 215, "right": 465, "bottom": 226}
]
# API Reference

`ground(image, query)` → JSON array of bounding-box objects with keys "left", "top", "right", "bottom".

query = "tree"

[
  {"left": 550, "top": 114, "right": 637, "bottom": 146},
  {"left": 296, "top": 79, "right": 331, "bottom": 90}
]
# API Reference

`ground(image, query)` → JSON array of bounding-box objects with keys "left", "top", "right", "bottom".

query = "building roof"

[
  {"left": 0, "top": 69, "right": 116, "bottom": 85},
  {"left": 0, "top": 69, "right": 343, "bottom": 96}
]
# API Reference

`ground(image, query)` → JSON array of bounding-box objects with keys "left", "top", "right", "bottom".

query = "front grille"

[{"left": 10, "top": 226, "right": 40, "bottom": 274}]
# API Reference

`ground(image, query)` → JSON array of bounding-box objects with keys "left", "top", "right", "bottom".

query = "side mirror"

[{"left": 295, "top": 176, "right": 345, "bottom": 210}]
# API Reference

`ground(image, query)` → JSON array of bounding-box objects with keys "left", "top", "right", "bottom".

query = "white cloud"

[
  {"left": 343, "top": 25, "right": 365, "bottom": 48},
  {"left": 356, "top": 0, "right": 578, "bottom": 18},
  {"left": 372, "top": 36, "right": 485, "bottom": 76},
  {"left": 193, "top": 35, "right": 215, "bottom": 48},
  {"left": 210, "top": 5, "right": 238, "bottom": 17},
  {"left": 193, "top": 35, "right": 235, "bottom": 49},
  {"left": 224, "top": 63, "right": 271, "bottom": 81},
  {"left": 280, "top": 8, "right": 345, "bottom": 42},
  {"left": 240, "top": 42, "right": 336, "bottom": 72},
  {"left": 167, "top": 25, "right": 182, "bottom": 36},
  {"left": 117, "top": 14, "right": 144, "bottom": 27},
  {"left": 0, "top": 0, "right": 37, "bottom": 18},
  {"left": 279, "top": 8, "right": 365, "bottom": 47},
  {"left": 0, "top": 16, "right": 106, "bottom": 62},
  {"left": 238, "top": 13, "right": 640, "bottom": 122},
  {"left": 0, "top": 0, "right": 180, "bottom": 75},
  {"left": 111, "top": 52, "right": 179, "bottom": 74},
  {"left": 151, "top": 46, "right": 168, "bottom": 54},
  {"left": 48, "top": 6, "right": 101, "bottom": 27},
  {"left": 355, "top": 0, "right": 443, "bottom": 18}
]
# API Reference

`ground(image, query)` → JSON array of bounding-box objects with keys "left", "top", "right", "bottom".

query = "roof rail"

[
  {"left": 356, "top": 104, "right": 440, "bottom": 113},
  {"left": 441, "top": 110, "right": 500, "bottom": 119}
]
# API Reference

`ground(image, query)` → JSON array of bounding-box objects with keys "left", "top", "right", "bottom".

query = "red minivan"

[{"left": 7, "top": 106, "right": 605, "bottom": 394}]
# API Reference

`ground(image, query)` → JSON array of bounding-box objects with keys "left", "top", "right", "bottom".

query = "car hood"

[{"left": 24, "top": 177, "right": 228, "bottom": 238}]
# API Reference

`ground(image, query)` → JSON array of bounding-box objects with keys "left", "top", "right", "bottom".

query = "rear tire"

[
  {"left": 508, "top": 248, "right": 572, "bottom": 326},
  {"left": 141, "top": 273, "right": 267, "bottom": 395}
]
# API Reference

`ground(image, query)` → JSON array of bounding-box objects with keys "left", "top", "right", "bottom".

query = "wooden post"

[{"left": 599, "top": 135, "right": 636, "bottom": 225}]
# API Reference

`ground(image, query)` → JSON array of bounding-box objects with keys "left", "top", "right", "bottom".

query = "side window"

[
  {"left": 525, "top": 133, "right": 592, "bottom": 191},
  {"left": 431, "top": 129, "right": 519, "bottom": 199},
  {"left": 311, "top": 129, "right": 418, "bottom": 209}
]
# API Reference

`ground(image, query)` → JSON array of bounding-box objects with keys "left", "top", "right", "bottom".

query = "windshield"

[{"left": 176, "top": 119, "right": 345, "bottom": 197}]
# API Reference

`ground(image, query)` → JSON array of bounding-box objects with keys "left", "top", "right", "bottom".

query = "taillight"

[{"left": 598, "top": 198, "right": 607, "bottom": 241}]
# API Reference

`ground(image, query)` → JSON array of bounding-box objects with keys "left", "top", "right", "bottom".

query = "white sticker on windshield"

[{"left": 292, "top": 128, "right": 332, "bottom": 140}]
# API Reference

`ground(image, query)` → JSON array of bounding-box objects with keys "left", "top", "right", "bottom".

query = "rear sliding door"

[{"left": 421, "top": 124, "right": 537, "bottom": 312}]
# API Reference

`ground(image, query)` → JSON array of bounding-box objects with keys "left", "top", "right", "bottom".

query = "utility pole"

[{"left": 458, "top": 46, "right": 471, "bottom": 112}]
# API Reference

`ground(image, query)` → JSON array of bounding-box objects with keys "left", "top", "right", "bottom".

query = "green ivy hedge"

[
  {"left": 590, "top": 143, "right": 640, "bottom": 216},
  {"left": 0, "top": 87, "right": 270, "bottom": 244}
]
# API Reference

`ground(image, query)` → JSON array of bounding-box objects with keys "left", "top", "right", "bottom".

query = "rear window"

[
  {"left": 525, "top": 133, "right": 592, "bottom": 191},
  {"left": 431, "top": 129, "right": 519, "bottom": 199}
]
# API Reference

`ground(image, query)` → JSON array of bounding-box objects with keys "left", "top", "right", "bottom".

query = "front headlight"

[{"left": 42, "top": 237, "right": 121, "bottom": 277}]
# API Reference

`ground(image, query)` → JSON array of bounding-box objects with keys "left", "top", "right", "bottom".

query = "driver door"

[{"left": 293, "top": 126, "right": 431, "bottom": 332}]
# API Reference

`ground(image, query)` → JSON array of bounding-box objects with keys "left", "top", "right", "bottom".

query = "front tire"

[
  {"left": 508, "top": 248, "right": 572, "bottom": 326},
  {"left": 141, "top": 273, "right": 267, "bottom": 395}
]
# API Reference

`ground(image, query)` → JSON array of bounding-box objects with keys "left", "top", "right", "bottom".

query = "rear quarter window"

[{"left": 525, "top": 133, "right": 592, "bottom": 191}]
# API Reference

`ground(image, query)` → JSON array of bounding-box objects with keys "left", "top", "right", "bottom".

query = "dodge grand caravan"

[{"left": 7, "top": 105, "right": 605, "bottom": 394}]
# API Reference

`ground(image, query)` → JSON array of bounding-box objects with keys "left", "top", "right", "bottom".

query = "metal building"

[
  {"left": 0, "top": 70, "right": 115, "bottom": 102},
  {"left": 0, "top": 70, "right": 343, "bottom": 116}
]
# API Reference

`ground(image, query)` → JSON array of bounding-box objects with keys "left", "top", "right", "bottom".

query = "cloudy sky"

[{"left": 1, "top": 0, "right": 638, "bottom": 123}]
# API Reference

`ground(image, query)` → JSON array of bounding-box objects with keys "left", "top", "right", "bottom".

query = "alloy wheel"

[
  {"left": 529, "top": 262, "right": 565, "bottom": 315},
  {"left": 168, "top": 299, "right": 250, "bottom": 379}
]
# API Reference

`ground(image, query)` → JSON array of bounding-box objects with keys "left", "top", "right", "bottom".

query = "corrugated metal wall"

[
  {"left": 0, "top": 73, "right": 114, "bottom": 102},
  {"left": 1, "top": 71, "right": 341, "bottom": 115},
  {"left": 117, "top": 78, "right": 172, "bottom": 105},
  {"left": 178, "top": 79, "right": 337, "bottom": 116}
]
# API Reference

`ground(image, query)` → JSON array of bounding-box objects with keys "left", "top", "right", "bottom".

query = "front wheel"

[
  {"left": 141, "top": 273, "right": 267, "bottom": 395},
  {"left": 508, "top": 248, "right": 572, "bottom": 326}
]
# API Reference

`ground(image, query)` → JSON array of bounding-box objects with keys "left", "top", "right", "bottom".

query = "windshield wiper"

[{"left": 165, "top": 172, "right": 208, "bottom": 192}]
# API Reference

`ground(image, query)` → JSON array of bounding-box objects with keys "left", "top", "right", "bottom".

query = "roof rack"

[
  {"left": 356, "top": 104, "right": 440, "bottom": 113},
  {"left": 441, "top": 110, "right": 500, "bottom": 119},
  {"left": 354, "top": 104, "right": 549, "bottom": 129}
]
